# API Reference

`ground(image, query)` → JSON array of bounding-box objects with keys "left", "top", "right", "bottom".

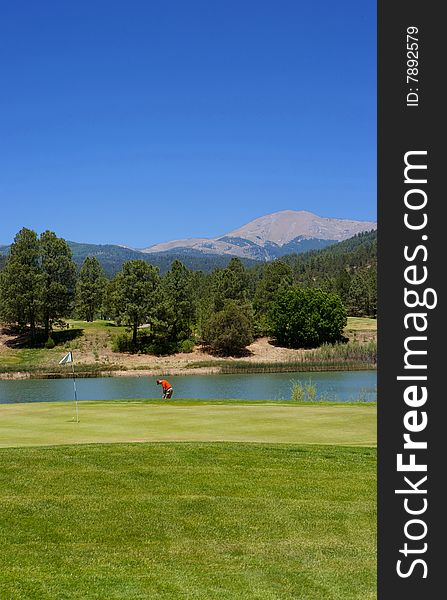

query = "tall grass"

[
  {"left": 291, "top": 380, "right": 318, "bottom": 402},
  {"left": 306, "top": 340, "right": 377, "bottom": 363},
  {"left": 0, "top": 363, "right": 128, "bottom": 377},
  {"left": 290, "top": 380, "right": 375, "bottom": 403},
  {"left": 219, "top": 340, "right": 377, "bottom": 374}
]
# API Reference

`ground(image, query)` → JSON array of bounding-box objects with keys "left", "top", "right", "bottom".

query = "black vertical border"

[{"left": 378, "top": 2, "right": 444, "bottom": 597}]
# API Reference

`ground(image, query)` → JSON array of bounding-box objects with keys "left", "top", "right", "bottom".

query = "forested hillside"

[
  {"left": 0, "top": 241, "right": 260, "bottom": 276},
  {"left": 280, "top": 230, "right": 377, "bottom": 316},
  {"left": 0, "top": 227, "right": 376, "bottom": 361},
  {"left": 1, "top": 230, "right": 376, "bottom": 279}
]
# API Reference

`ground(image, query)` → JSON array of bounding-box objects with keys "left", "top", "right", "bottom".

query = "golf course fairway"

[
  {"left": 0, "top": 401, "right": 376, "bottom": 599},
  {"left": 0, "top": 399, "right": 376, "bottom": 448}
]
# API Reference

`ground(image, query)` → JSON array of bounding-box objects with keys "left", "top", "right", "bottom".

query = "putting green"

[{"left": 0, "top": 400, "right": 376, "bottom": 448}]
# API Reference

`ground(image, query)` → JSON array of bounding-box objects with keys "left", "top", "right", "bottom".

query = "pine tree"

[
  {"left": 0, "top": 228, "right": 42, "bottom": 341},
  {"left": 40, "top": 231, "right": 77, "bottom": 337},
  {"left": 75, "top": 257, "right": 106, "bottom": 322},
  {"left": 160, "top": 260, "right": 196, "bottom": 342},
  {"left": 112, "top": 260, "right": 160, "bottom": 344}
]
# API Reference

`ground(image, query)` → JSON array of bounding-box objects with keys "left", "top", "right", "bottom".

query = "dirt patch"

[
  {"left": 0, "top": 328, "right": 18, "bottom": 353},
  {"left": 1, "top": 322, "right": 376, "bottom": 379},
  {"left": 82, "top": 338, "right": 315, "bottom": 371}
]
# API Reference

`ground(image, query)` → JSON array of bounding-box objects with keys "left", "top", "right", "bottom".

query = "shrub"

[
  {"left": 269, "top": 287, "right": 347, "bottom": 348},
  {"left": 44, "top": 336, "right": 56, "bottom": 349},
  {"left": 179, "top": 339, "right": 195, "bottom": 353},
  {"left": 112, "top": 332, "right": 152, "bottom": 353},
  {"left": 146, "top": 338, "right": 178, "bottom": 356},
  {"left": 253, "top": 314, "right": 272, "bottom": 338},
  {"left": 111, "top": 330, "right": 178, "bottom": 355},
  {"left": 201, "top": 300, "right": 254, "bottom": 356},
  {"left": 111, "top": 333, "right": 134, "bottom": 353}
]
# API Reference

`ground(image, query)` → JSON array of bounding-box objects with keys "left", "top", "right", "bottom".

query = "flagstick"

[
  {"left": 59, "top": 351, "right": 79, "bottom": 422},
  {"left": 71, "top": 358, "right": 79, "bottom": 423}
]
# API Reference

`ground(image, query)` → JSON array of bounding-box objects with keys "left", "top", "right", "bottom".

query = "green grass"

[
  {"left": 0, "top": 442, "right": 376, "bottom": 600},
  {"left": 67, "top": 319, "right": 127, "bottom": 333},
  {"left": 1, "top": 318, "right": 377, "bottom": 376},
  {"left": 0, "top": 401, "right": 376, "bottom": 448},
  {"left": 213, "top": 340, "right": 377, "bottom": 373},
  {"left": 0, "top": 320, "right": 128, "bottom": 375},
  {"left": 345, "top": 317, "right": 377, "bottom": 331},
  {"left": 72, "top": 318, "right": 376, "bottom": 333},
  {"left": 0, "top": 348, "right": 45, "bottom": 369}
]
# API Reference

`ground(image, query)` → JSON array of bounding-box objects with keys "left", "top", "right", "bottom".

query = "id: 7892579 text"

[{"left": 406, "top": 26, "right": 419, "bottom": 107}]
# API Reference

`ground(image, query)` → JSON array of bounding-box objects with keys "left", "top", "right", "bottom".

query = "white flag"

[{"left": 59, "top": 351, "right": 73, "bottom": 365}]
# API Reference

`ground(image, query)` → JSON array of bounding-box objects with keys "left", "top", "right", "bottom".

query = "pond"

[{"left": 0, "top": 371, "right": 376, "bottom": 404}]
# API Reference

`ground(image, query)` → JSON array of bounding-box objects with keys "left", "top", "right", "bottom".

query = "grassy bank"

[
  {"left": 0, "top": 320, "right": 127, "bottom": 376},
  {"left": 0, "top": 400, "right": 376, "bottom": 448},
  {"left": 0, "top": 442, "right": 376, "bottom": 600},
  {"left": 196, "top": 340, "right": 376, "bottom": 374},
  {"left": 0, "top": 317, "right": 377, "bottom": 378}
]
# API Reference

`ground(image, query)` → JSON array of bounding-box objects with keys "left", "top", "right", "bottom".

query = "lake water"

[{"left": 0, "top": 371, "right": 376, "bottom": 404}]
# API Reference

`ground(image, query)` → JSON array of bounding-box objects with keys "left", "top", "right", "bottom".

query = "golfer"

[{"left": 157, "top": 379, "right": 173, "bottom": 399}]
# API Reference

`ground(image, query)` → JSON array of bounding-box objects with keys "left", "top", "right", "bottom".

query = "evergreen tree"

[
  {"left": 101, "top": 278, "right": 118, "bottom": 321},
  {"left": 253, "top": 260, "right": 293, "bottom": 318},
  {"left": 75, "top": 257, "right": 107, "bottom": 322},
  {"left": 0, "top": 228, "right": 42, "bottom": 341},
  {"left": 194, "top": 271, "right": 214, "bottom": 340},
  {"left": 211, "top": 257, "right": 248, "bottom": 311},
  {"left": 347, "top": 267, "right": 377, "bottom": 317},
  {"left": 335, "top": 269, "right": 352, "bottom": 306},
  {"left": 112, "top": 260, "right": 160, "bottom": 344},
  {"left": 160, "top": 260, "right": 196, "bottom": 342},
  {"left": 40, "top": 231, "right": 77, "bottom": 337}
]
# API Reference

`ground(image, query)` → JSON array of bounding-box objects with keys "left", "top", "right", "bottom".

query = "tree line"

[{"left": 0, "top": 228, "right": 376, "bottom": 355}]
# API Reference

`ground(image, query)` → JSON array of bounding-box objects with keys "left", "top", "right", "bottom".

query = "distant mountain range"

[
  {"left": 0, "top": 210, "right": 376, "bottom": 275},
  {"left": 141, "top": 210, "right": 377, "bottom": 261},
  {"left": 0, "top": 241, "right": 260, "bottom": 276}
]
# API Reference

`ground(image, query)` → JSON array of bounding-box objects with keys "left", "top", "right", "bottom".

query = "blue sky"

[{"left": 0, "top": 0, "right": 376, "bottom": 247}]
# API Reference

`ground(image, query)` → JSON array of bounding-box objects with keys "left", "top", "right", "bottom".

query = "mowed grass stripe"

[
  {"left": 0, "top": 401, "right": 376, "bottom": 448},
  {"left": 0, "top": 443, "right": 376, "bottom": 600}
]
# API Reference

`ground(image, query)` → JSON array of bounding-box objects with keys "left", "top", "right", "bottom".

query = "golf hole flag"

[
  {"left": 59, "top": 351, "right": 79, "bottom": 422},
  {"left": 59, "top": 351, "right": 73, "bottom": 365}
]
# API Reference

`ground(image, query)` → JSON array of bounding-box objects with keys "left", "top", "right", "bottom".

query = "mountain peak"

[
  {"left": 141, "top": 209, "right": 377, "bottom": 260},
  {"left": 220, "top": 210, "right": 376, "bottom": 247}
]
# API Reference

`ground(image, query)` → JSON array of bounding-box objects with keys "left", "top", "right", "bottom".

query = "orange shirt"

[{"left": 160, "top": 380, "right": 172, "bottom": 391}]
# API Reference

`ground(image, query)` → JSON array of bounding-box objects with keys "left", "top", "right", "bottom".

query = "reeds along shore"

[
  {"left": 0, "top": 340, "right": 376, "bottom": 379},
  {"left": 220, "top": 340, "right": 377, "bottom": 373}
]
